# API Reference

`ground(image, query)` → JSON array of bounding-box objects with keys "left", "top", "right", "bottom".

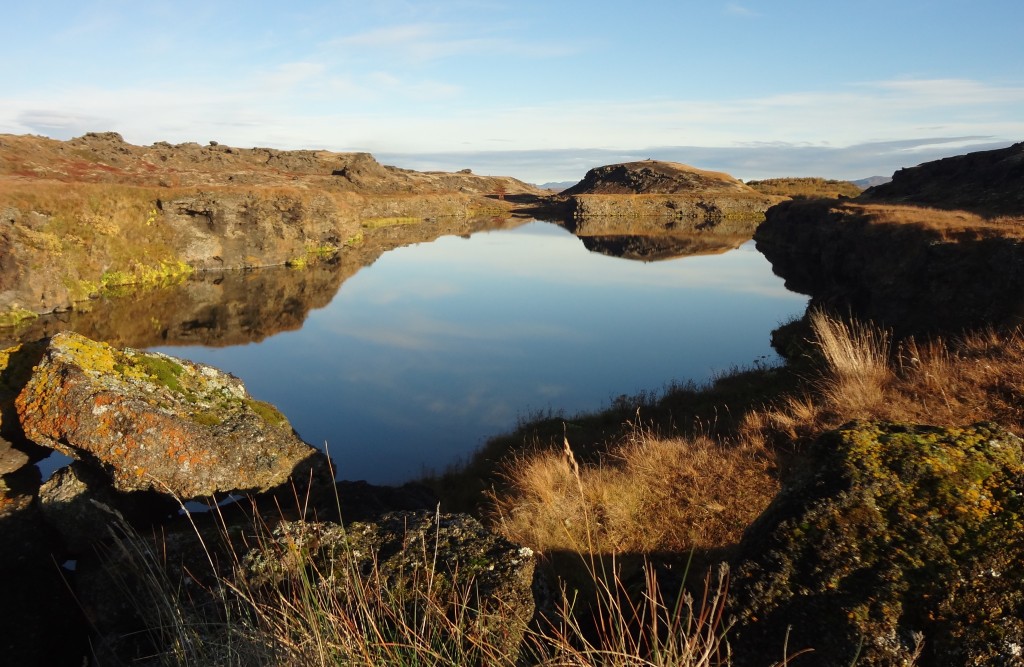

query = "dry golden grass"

[
  {"left": 844, "top": 202, "right": 1024, "bottom": 239},
  {"left": 745, "top": 313, "right": 1024, "bottom": 454},
  {"left": 745, "top": 177, "right": 861, "bottom": 199},
  {"left": 490, "top": 426, "right": 777, "bottom": 556},
  {"left": 488, "top": 310, "right": 1024, "bottom": 564}
]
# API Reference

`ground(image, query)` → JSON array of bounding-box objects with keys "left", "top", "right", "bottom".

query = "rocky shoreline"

[
  {"left": 1, "top": 332, "right": 537, "bottom": 665},
  {"left": 2, "top": 136, "right": 1024, "bottom": 665}
]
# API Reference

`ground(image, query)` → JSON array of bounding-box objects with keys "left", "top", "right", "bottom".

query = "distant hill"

[
  {"left": 555, "top": 159, "right": 778, "bottom": 223},
  {"left": 536, "top": 181, "right": 577, "bottom": 192},
  {"left": 853, "top": 176, "right": 891, "bottom": 189},
  {"left": 561, "top": 159, "right": 759, "bottom": 196},
  {"left": 746, "top": 177, "right": 862, "bottom": 199}
]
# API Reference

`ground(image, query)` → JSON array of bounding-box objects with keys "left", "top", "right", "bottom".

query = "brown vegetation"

[
  {"left": 745, "top": 177, "right": 861, "bottom": 199},
  {"left": 849, "top": 202, "right": 1024, "bottom": 238},
  {"left": 465, "top": 312, "right": 1024, "bottom": 566}
]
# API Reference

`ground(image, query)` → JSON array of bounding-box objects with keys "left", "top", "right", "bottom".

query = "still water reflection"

[{"left": 147, "top": 220, "right": 806, "bottom": 484}]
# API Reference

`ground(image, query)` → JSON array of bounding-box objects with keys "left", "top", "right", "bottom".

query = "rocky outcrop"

[
  {"left": 755, "top": 143, "right": 1024, "bottom": 335},
  {"left": 16, "top": 332, "right": 329, "bottom": 498},
  {"left": 558, "top": 160, "right": 779, "bottom": 224},
  {"left": 730, "top": 421, "right": 1024, "bottom": 667},
  {"left": 859, "top": 141, "right": 1024, "bottom": 216},
  {"left": 2, "top": 132, "right": 542, "bottom": 196},
  {"left": 756, "top": 199, "right": 1024, "bottom": 334},
  {"left": 0, "top": 132, "right": 543, "bottom": 321}
]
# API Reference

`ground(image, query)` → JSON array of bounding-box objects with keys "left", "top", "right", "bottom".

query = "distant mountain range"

[
  {"left": 852, "top": 176, "right": 892, "bottom": 189},
  {"left": 535, "top": 181, "right": 577, "bottom": 192}
]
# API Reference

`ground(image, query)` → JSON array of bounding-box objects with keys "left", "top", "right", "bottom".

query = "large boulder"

[
  {"left": 729, "top": 421, "right": 1024, "bottom": 667},
  {"left": 16, "top": 331, "right": 328, "bottom": 499}
]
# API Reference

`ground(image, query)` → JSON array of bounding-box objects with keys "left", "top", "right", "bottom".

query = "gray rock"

[{"left": 39, "top": 461, "right": 176, "bottom": 554}]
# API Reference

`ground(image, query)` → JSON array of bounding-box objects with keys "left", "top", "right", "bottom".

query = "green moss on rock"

[
  {"left": 730, "top": 420, "right": 1024, "bottom": 667},
  {"left": 244, "top": 398, "right": 289, "bottom": 428}
]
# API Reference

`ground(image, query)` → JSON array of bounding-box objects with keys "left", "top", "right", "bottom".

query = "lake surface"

[{"left": 147, "top": 219, "right": 807, "bottom": 484}]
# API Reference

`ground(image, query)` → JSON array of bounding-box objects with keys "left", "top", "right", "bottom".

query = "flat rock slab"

[{"left": 16, "top": 331, "right": 325, "bottom": 499}]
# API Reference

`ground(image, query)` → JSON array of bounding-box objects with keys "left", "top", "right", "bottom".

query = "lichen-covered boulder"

[
  {"left": 730, "top": 421, "right": 1024, "bottom": 667},
  {"left": 15, "top": 331, "right": 328, "bottom": 499},
  {"left": 240, "top": 512, "right": 536, "bottom": 662}
]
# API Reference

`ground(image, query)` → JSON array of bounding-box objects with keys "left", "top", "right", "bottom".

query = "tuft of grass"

[
  {"left": 490, "top": 427, "right": 776, "bottom": 557},
  {"left": 101, "top": 471, "right": 744, "bottom": 666},
  {"left": 807, "top": 310, "right": 892, "bottom": 414}
]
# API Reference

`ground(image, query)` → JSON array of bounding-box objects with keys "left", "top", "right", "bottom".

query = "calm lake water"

[{"left": 147, "top": 220, "right": 806, "bottom": 484}]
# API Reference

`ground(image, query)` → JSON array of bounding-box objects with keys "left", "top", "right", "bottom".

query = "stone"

[
  {"left": 729, "top": 421, "right": 1024, "bottom": 667},
  {"left": 0, "top": 461, "right": 89, "bottom": 664},
  {"left": 75, "top": 509, "right": 535, "bottom": 665},
  {"left": 0, "top": 436, "right": 28, "bottom": 475},
  {"left": 16, "top": 332, "right": 329, "bottom": 499},
  {"left": 39, "top": 460, "right": 176, "bottom": 554}
]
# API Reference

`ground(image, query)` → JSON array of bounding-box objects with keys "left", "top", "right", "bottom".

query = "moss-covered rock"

[
  {"left": 730, "top": 421, "right": 1024, "bottom": 667},
  {"left": 15, "top": 332, "right": 329, "bottom": 499}
]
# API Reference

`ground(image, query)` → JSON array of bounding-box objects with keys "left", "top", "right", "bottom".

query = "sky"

[{"left": 3, "top": 0, "right": 1023, "bottom": 184}]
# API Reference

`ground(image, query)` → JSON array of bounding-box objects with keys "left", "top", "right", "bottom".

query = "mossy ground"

[{"left": 731, "top": 421, "right": 1024, "bottom": 665}]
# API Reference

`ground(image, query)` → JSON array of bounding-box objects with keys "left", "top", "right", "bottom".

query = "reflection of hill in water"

[
  {"left": 1, "top": 213, "right": 757, "bottom": 348},
  {"left": 579, "top": 233, "right": 750, "bottom": 261},
  {"left": 2, "top": 215, "right": 531, "bottom": 349},
  {"left": 562, "top": 214, "right": 760, "bottom": 262},
  {"left": 3, "top": 265, "right": 343, "bottom": 349}
]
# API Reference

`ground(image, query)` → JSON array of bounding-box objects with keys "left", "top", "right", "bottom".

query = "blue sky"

[{"left": 4, "top": 0, "right": 1023, "bottom": 183}]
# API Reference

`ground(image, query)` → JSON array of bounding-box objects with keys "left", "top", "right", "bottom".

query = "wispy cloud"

[
  {"left": 329, "top": 21, "right": 578, "bottom": 63},
  {"left": 2, "top": 77, "right": 1020, "bottom": 182},
  {"left": 379, "top": 137, "right": 1015, "bottom": 185},
  {"left": 725, "top": 3, "right": 760, "bottom": 18}
]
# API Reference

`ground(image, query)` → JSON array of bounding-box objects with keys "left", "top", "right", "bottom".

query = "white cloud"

[{"left": 1, "top": 76, "right": 1020, "bottom": 182}]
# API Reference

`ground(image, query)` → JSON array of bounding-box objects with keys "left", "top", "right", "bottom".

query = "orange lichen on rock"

[{"left": 15, "top": 332, "right": 329, "bottom": 499}]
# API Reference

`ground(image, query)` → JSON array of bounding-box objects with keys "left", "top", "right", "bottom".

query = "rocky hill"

[
  {"left": 858, "top": 141, "right": 1024, "bottom": 217},
  {"left": 561, "top": 160, "right": 758, "bottom": 196},
  {"left": 0, "top": 133, "right": 543, "bottom": 325},
  {"left": 755, "top": 142, "right": 1024, "bottom": 334},
  {"left": 0, "top": 132, "right": 540, "bottom": 196},
  {"left": 554, "top": 159, "right": 780, "bottom": 227}
]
